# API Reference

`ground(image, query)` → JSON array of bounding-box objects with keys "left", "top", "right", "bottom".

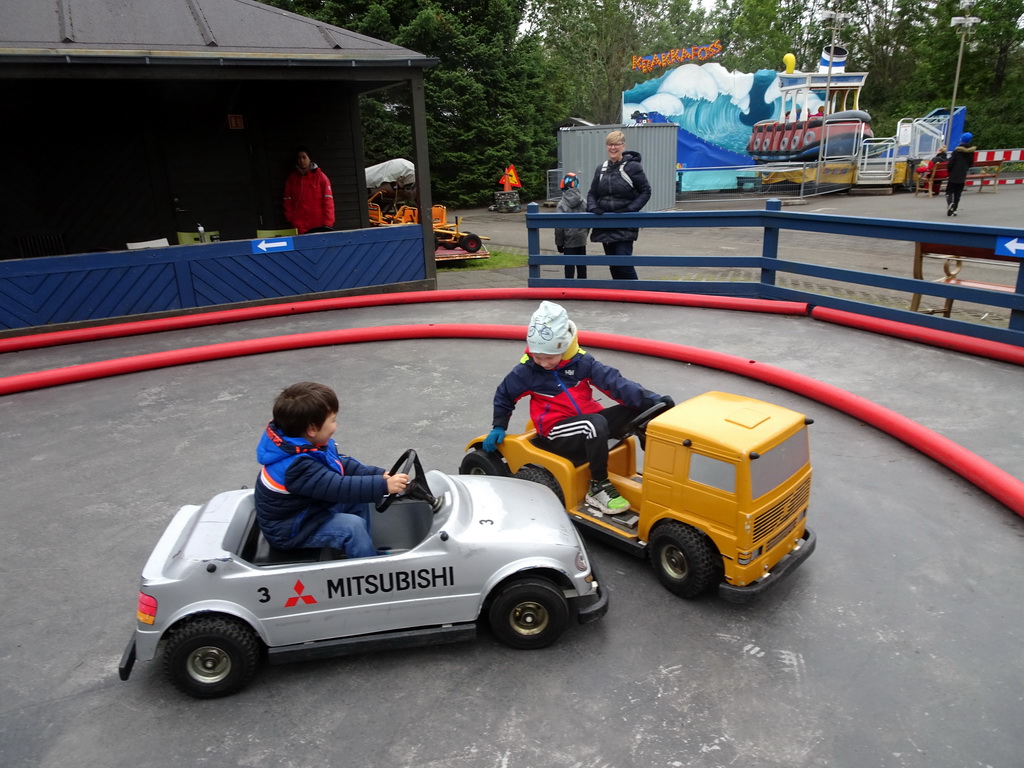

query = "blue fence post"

[
  {"left": 760, "top": 198, "right": 782, "bottom": 294},
  {"left": 526, "top": 202, "right": 541, "bottom": 281},
  {"left": 1012, "top": 265, "right": 1024, "bottom": 333}
]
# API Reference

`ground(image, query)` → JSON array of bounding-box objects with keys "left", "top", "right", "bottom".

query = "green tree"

[
  {"left": 645, "top": 0, "right": 714, "bottom": 53},
  {"left": 528, "top": 0, "right": 679, "bottom": 124},
  {"left": 719, "top": 0, "right": 812, "bottom": 71},
  {"left": 267, "top": 0, "right": 561, "bottom": 206},
  {"left": 388, "top": 3, "right": 559, "bottom": 205},
  {"left": 268, "top": 0, "right": 1024, "bottom": 193},
  {"left": 829, "top": 0, "right": 931, "bottom": 136},
  {"left": 901, "top": 0, "right": 1024, "bottom": 145}
]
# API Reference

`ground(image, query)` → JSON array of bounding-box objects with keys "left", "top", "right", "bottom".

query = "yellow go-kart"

[{"left": 462, "top": 392, "right": 816, "bottom": 602}]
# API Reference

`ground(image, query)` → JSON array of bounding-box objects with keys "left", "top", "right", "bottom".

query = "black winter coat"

[
  {"left": 946, "top": 144, "right": 977, "bottom": 185},
  {"left": 586, "top": 150, "right": 652, "bottom": 243}
]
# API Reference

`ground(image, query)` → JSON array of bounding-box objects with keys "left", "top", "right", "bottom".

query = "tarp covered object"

[{"left": 365, "top": 158, "right": 416, "bottom": 188}]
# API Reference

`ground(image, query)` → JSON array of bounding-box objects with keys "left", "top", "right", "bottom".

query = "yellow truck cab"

[{"left": 462, "top": 391, "right": 816, "bottom": 602}]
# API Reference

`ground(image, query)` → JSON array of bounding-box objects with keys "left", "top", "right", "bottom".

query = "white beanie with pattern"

[{"left": 526, "top": 301, "right": 575, "bottom": 355}]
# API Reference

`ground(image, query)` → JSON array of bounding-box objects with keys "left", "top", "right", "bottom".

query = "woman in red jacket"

[
  {"left": 915, "top": 145, "right": 948, "bottom": 195},
  {"left": 283, "top": 147, "right": 335, "bottom": 234}
]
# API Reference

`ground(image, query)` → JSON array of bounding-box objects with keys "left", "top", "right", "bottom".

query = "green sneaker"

[{"left": 588, "top": 479, "right": 630, "bottom": 515}]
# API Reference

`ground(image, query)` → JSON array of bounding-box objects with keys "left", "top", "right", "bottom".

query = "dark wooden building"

[{"left": 0, "top": 0, "right": 436, "bottom": 257}]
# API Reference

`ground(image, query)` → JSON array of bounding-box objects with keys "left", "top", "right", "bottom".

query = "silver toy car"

[{"left": 119, "top": 450, "right": 607, "bottom": 698}]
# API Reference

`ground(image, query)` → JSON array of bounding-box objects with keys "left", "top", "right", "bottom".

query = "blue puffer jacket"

[
  {"left": 254, "top": 422, "right": 386, "bottom": 549},
  {"left": 586, "top": 150, "right": 652, "bottom": 243}
]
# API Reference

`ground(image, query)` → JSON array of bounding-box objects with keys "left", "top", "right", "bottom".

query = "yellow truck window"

[
  {"left": 689, "top": 453, "right": 736, "bottom": 494},
  {"left": 751, "top": 428, "right": 809, "bottom": 499}
]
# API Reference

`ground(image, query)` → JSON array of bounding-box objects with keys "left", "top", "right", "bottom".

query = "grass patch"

[{"left": 436, "top": 250, "right": 528, "bottom": 271}]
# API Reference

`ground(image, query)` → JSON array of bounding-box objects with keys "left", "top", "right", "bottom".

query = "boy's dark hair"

[{"left": 273, "top": 382, "right": 339, "bottom": 437}]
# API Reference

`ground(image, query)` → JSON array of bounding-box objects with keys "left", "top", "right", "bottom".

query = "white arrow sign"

[
  {"left": 257, "top": 239, "right": 289, "bottom": 252},
  {"left": 1001, "top": 237, "right": 1024, "bottom": 255}
]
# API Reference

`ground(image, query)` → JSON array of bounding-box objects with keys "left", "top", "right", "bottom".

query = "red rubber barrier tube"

[
  {"left": 578, "top": 330, "right": 1024, "bottom": 518},
  {"left": 811, "top": 307, "right": 1024, "bottom": 366},
  {"left": 0, "top": 288, "right": 806, "bottom": 353},
  {"left": 2, "top": 323, "right": 1021, "bottom": 518},
  {"left": 0, "top": 325, "right": 526, "bottom": 394}
]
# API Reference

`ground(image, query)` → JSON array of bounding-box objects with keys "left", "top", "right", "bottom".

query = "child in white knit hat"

[{"left": 483, "top": 301, "right": 672, "bottom": 515}]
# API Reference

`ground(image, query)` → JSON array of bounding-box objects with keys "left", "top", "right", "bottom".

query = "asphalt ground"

[{"left": 2, "top": 187, "right": 1023, "bottom": 768}]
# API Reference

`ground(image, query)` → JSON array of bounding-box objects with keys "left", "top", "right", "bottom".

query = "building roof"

[{"left": 0, "top": 0, "right": 435, "bottom": 74}]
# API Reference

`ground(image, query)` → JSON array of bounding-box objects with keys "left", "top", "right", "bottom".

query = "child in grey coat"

[{"left": 555, "top": 172, "right": 588, "bottom": 279}]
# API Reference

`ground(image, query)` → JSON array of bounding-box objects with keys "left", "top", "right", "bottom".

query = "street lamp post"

[
  {"left": 819, "top": 10, "right": 849, "bottom": 116},
  {"left": 948, "top": 0, "right": 981, "bottom": 144}
]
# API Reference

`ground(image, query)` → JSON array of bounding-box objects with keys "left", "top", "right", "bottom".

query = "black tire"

[
  {"left": 488, "top": 578, "right": 570, "bottom": 650},
  {"left": 514, "top": 464, "right": 565, "bottom": 506},
  {"left": 460, "top": 449, "right": 510, "bottom": 477},
  {"left": 648, "top": 521, "right": 721, "bottom": 599},
  {"left": 459, "top": 233, "right": 483, "bottom": 253},
  {"left": 163, "top": 616, "right": 261, "bottom": 698}
]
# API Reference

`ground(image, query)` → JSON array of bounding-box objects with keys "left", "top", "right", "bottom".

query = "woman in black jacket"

[{"left": 587, "top": 131, "right": 652, "bottom": 279}]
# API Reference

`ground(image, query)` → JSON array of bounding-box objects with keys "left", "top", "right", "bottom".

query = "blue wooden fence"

[
  {"left": 0, "top": 225, "right": 428, "bottom": 331},
  {"left": 526, "top": 200, "right": 1024, "bottom": 347},
  {"left": 4, "top": 201, "right": 1022, "bottom": 348}
]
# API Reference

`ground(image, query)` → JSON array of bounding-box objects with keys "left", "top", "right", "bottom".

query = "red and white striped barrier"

[
  {"left": 966, "top": 148, "right": 1022, "bottom": 186},
  {"left": 974, "top": 148, "right": 1024, "bottom": 162},
  {"left": 967, "top": 177, "right": 1024, "bottom": 186}
]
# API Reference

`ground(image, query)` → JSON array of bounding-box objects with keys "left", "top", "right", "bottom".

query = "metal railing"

[
  {"left": 857, "top": 138, "right": 899, "bottom": 184},
  {"left": 546, "top": 169, "right": 566, "bottom": 203},
  {"left": 524, "top": 199, "right": 1024, "bottom": 347},
  {"left": 675, "top": 160, "right": 858, "bottom": 203}
]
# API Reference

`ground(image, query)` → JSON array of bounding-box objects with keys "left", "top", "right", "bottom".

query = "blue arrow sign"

[
  {"left": 995, "top": 236, "right": 1024, "bottom": 257},
  {"left": 251, "top": 236, "right": 294, "bottom": 254}
]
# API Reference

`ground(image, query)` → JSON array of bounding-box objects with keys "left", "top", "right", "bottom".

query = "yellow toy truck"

[{"left": 461, "top": 391, "right": 816, "bottom": 602}]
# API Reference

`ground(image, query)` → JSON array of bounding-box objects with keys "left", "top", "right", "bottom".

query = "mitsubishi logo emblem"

[{"left": 284, "top": 579, "right": 317, "bottom": 607}]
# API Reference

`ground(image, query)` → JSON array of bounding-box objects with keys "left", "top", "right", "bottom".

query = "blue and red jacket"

[
  {"left": 254, "top": 422, "right": 385, "bottom": 549},
  {"left": 492, "top": 348, "right": 657, "bottom": 437}
]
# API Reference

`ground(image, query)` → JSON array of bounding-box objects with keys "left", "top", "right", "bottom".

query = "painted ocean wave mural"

[
  {"left": 622, "top": 55, "right": 871, "bottom": 191},
  {"left": 623, "top": 62, "right": 837, "bottom": 152},
  {"left": 623, "top": 63, "right": 789, "bottom": 161}
]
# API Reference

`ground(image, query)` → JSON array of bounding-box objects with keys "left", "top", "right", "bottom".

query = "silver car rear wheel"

[
  {"left": 164, "top": 616, "right": 260, "bottom": 698},
  {"left": 185, "top": 645, "right": 232, "bottom": 684}
]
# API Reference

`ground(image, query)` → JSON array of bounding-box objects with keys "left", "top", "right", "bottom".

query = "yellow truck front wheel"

[{"left": 648, "top": 522, "right": 722, "bottom": 598}]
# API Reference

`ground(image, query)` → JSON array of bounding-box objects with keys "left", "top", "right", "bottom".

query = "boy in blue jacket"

[
  {"left": 483, "top": 301, "right": 672, "bottom": 515},
  {"left": 254, "top": 381, "right": 408, "bottom": 558}
]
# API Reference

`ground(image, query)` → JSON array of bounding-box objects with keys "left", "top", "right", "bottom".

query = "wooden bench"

[
  {"left": 914, "top": 158, "right": 1004, "bottom": 197},
  {"left": 966, "top": 159, "right": 1004, "bottom": 189},
  {"left": 910, "top": 242, "right": 1020, "bottom": 317},
  {"left": 914, "top": 162, "right": 947, "bottom": 197}
]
